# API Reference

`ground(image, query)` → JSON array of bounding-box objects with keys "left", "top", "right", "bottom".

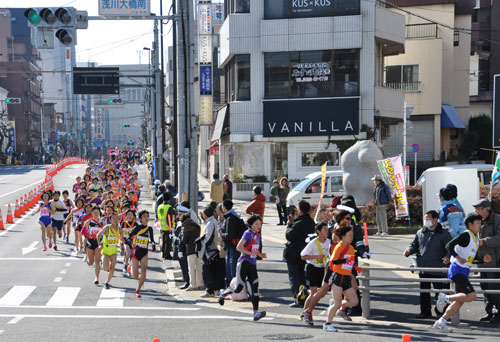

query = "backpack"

[{"left": 235, "top": 217, "right": 247, "bottom": 241}]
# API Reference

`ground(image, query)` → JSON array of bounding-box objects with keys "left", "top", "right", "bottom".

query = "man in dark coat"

[
  {"left": 284, "top": 200, "right": 315, "bottom": 307},
  {"left": 404, "top": 210, "right": 452, "bottom": 318}
]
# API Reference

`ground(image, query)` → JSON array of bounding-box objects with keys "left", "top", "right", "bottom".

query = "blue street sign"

[
  {"left": 412, "top": 143, "right": 420, "bottom": 153},
  {"left": 200, "top": 64, "right": 212, "bottom": 94}
]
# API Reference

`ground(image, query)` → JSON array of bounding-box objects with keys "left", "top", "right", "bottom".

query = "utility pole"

[
  {"left": 172, "top": 0, "right": 179, "bottom": 187},
  {"left": 160, "top": 0, "right": 167, "bottom": 182},
  {"left": 176, "top": 0, "right": 187, "bottom": 202},
  {"left": 154, "top": 19, "right": 163, "bottom": 181}
]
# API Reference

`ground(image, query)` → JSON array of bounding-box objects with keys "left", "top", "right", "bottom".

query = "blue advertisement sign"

[{"left": 200, "top": 64, "right": 212, "bottom": 94}]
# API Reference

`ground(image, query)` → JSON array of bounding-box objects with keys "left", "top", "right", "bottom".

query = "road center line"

[
  {"left": 0, "top": 305, "right": 199, "bottom": 311},
  {"left": 0, "top": 258, "right": 79, "bottom": 261},
  {"left": 7, "top": 316, "right": 23, "bottom": 324},
  {"left": 0, "top": 314, "right": 272, "bottom": 321},
  {"left": 53, "top": 277, "right": 62, "bottom": 283},
  {"left": 0, "top": 179, "right": 44, "bottom": 199}
]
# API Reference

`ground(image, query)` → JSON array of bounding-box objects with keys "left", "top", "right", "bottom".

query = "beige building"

[{"left": 384, "top": 0, "right": 473, "bottom": 162}]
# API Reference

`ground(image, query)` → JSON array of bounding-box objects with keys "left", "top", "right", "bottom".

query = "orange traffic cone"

[
  {"left": 24, "top": 195, "right": 29, "bottom": 213},
  {"left": 14, "top": 200, "right": 20, "bottom": 218},
  {"left": 50, "top": 178, "right": 54, "bottom": 191},
  {"left": 6, "top": 204, "right": 13, "bottom": 224},
  {"left": 19, "top": 196, "right": 25, "bottom": 215},
  {"left": 29, "top": 191, "right": 34, "bottom": 208},
  {"left": 0, "top": 209, "right": 5, "bottom": 230}
]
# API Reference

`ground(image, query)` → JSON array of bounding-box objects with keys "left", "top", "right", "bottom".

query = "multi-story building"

[
  {"left": 385, "top": 0, "right": 473, "bottom": 162},
  {"left": 212, "top": 0, "right": 406, "bottom": 193},
  {"left": 0, "top": 8, "right": 43, "bottom": 163},
  {"left": 469, "top": 0, "right": 500, "bottom": 118}
]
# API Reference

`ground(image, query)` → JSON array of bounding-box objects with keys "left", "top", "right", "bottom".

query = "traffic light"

[
  {"left": 121, "top": 124, "right": 131, "bottom": 128},
  {"left": 55, "top": 28, "right": 74, "bottom": 46},
  {"left": 67, "top": 133, "right": 71, "bottom": 136},
  {"left": 5, "top": 98, "right": 21, "bottom": 104},
  {"left": 108, "top": 99, "right": 123, "bottom": 104},
  {"left": 24, "top": 7, "right": 79, "bottom": 46}
]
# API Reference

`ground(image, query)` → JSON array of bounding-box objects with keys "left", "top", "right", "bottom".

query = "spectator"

[
  {"left": 473, "top": 199, "right": 500, "bottom": 324},
  {"left": 210, "top": 174, "right": 224, "bottom": 204},
  {"left": 174, "top": 204, "right": 191, "bottom": 289},
  {"left": 246, "top": 186, "right": 266, "bottom": 220},
  {"left": 221, "top": 199, "right": 242, "bottom": 284},
  {"left": 404, "top": 210, "right": 452, "bottom": 319},
  {"left": 372, "top": 174, "right": 391, "bottom": 237},
  {"left": 284, "top": 200, "right": 315, "bottom": 307},
  {"left": 223, "top": 175, "right": 233, "bottom": 200},
  {"left": 179, "top": 207, "right": 203, "bottom": 291},
  {"left": 438, "top": 184, "right": 466, "bottom": 238},
  {"left": 155, "top": 185, "right": 167, "bottom": 214},
  {"left": 278, "top": 177, "right": 290, "bottom": 226},
  {"left": 270, "top": 180, "right": 281, "bottom": 224}
]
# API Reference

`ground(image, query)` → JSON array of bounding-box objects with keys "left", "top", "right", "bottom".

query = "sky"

[{"left": 0, "top": 0, "right": 174, "bottom": 65}]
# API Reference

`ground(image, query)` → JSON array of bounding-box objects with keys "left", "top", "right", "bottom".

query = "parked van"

[
  {"left": 287, "top": 170, "right": 345, "bottom": 208},
  {"left": 416, "top": 164, "right": 493, "bottom": 186}
]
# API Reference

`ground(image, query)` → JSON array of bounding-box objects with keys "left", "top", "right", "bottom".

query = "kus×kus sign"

[{"left": 263, "top": 98, "right": 359, "bottom": 137}]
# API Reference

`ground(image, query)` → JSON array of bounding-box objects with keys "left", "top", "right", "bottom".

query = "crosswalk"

[{"left": 1, "top": 286, "right": 136, "bottom": 308}]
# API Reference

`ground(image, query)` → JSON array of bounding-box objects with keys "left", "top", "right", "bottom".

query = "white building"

[{"left": 211, "top": 0, "right": 406, "bottom": 196}]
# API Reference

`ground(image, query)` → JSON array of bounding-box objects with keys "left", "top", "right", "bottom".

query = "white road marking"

[
  {"left": 0, "top": 305, "right": 199, "bottom": 311},
  {"left": 21, "top": 241, "right": 38, "bottom": 255},
  {"left": 70, "top": 250, "right": 78, "bottom": 257},
  {"left": 46, "top": 287, "right": 81, "bottom": 307},
  {"left": 0, "top": 258, "right": 78, "bottom": 261},
  {"left": 96, "top": 288, "right": 125, "bottom": 307},
  {"left": 0, "top": 330, "right": 4, "bottom": 335},
  {"left": 0, "top": 314, "right": 272, "bottom": 321},
  {"left": 59, "top": 270, "right": 67, "bottom": 274},
  {"left": 53, "top": 277, "right": 62, "bottom": 283},
  {"left": 7, "top": 316, "right": 23, "bottom": 324},
  {"left": 0, "top": 175, "right": 11, "bottom": 182},
  {"left": 64, "top": 262, "right": 72, "bottom": 267},
  {"left": 0, "top": 286, "right": 36, "bottom": 306},
  {"left": 0, "top": 209, "right": 35, "bottom": 237},
  {"left": 0, "top": 179, "right": 44, "bottom": 199}
]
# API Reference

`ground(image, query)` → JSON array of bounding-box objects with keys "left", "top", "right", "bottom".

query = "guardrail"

[{"left": 357, "top": 265, "right": 500, "bottom": 324}]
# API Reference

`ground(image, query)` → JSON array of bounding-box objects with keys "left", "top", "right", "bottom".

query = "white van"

[
  {"left": 287, "top": 170, "right": 345, "bottom": 208},
  {"left": 416, "top": 164, "right": 493, "bottom": 187}
]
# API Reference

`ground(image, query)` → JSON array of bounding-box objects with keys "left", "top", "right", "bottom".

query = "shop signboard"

[{"left": 263, "top": 98, "right": 359, "bottom": 137}]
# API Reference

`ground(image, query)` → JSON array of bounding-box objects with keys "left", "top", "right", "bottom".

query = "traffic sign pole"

[{"left": 411, "top": 143, "right": 420, "bottom": 185}]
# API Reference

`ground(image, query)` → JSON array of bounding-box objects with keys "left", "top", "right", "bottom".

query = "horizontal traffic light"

[
  {"left": 121, "top": 124, "right": 131, "bottom": 128},
  {"left": 5, "top": 98, "right": 21, "bottom": 104},
  {"left": 24, "top": 7, "right": 75, "bottom": 27},
  {"left": 108, "top": 99, "right": 122, "bottom": 104}
]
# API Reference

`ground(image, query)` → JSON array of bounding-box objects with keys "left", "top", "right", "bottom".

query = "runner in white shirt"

[{"left": 300, "top": 222, "right": 331, "bottom": 321}]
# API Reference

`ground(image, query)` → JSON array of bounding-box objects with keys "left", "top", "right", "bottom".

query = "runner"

[
  {"left": 323, "top": 225, "right": 359, "bottom": 332},
  {"left": 121, "top": 209, "right": 137, "bottom": 276},
  {"left": 83, "top": 206, "right": 103, "bottom": 284},
  {"left": 97, "top": 212, "right": 123, "bottom": 289},
  {"left": 62, "top": 190, "right": 74, "bottom": 244},
  {"left": 65, "top": 198, "right": 85, "bottom": 253},
  {"left": 50, "top": 191, "right": 67, "bottom": 250},
  {"left": 218, "top": 214, "right": 268, "bottom": 321},
  {"left": 31, "top": 192, "right": 52, "bottom": 252},
  {"left": 300, "top": 222, "right": 330, "bottom": 325},
  {"left": 126, "top": 210, "right": 156, "bottom": 297},
  {"left": 433, "top": 213, "right": 492, "bottom": 333}
]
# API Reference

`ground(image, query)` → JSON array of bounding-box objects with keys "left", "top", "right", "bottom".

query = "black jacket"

[
  {"left": 407, "top": 223, "right": 452, "bottom": 274},
  {"left": 352, "top": 223, "right": 369, "bottom": 258},
  {"left": 222, "top": 211, "right": 241, "bottom": 248},
  {"left": 284, "top": 214, "right": 315, "bottom": 263},
  {"left": 179, "top": 217, "right": 201, "bottom": 256}
]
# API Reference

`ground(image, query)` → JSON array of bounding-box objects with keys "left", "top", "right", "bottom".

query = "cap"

[
  {"left": 273, "top": 179, "right": 279, "bottom": 184},
  {"left": 336, "top": 204, "right": 355, "bottom": 214},
  {"left": 176, "top": 205, "right": 190, "bottom": 213},
  {"left": 154, "top": 180, "right": 161, "bottom": 185},
  {"left": 372, "top": 175, "right": 382, "bottom": 181},
  {"left": 472, "top": 199, "right": 491, "bottom": 209}
]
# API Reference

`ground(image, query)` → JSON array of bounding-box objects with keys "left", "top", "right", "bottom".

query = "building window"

[
  {"left": 225, "top": 0, "right": 250, "bottom": 17},
  {"left": 454, "top": 30, "right": 459, "bottom": 46},
  {"left": 264, "top": 0, "right": 360, "bottom": 19},
  {"left": 385, "top": 64, "right": 420, "bottom": 91},
  {"left": 226, "top": 54, "right": 251, "bottom": 101},
  {"left": 301, "top": 151, "right": 340, "bottom": 167},
  {"left": 264, "top": 49, "right": 359, "bottom": 99}
]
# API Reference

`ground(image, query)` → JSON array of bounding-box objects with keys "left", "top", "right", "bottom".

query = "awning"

[
  {"left": 211, "top": 105, "right": 228, "bottom": 142},
  {"left": 441, "top": 104, "right": 465, "bottom": 129}
]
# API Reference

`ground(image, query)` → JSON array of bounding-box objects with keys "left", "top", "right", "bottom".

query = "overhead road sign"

[
  {"left": 73, "top": 67, "right": 120, "bottom": 95},
  {"left": 98, "top": 0, "right": 150, "bottom": 16}
]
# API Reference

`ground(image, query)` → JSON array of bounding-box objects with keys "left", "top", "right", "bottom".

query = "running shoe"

[
  {"left": 253, "top": 311, "right": 266, "bottom": 321},
  {"left": 436, "top": 293, "right": 449, "bottom": 313},
  {"left": 134, "top": 291, "right": 141, "bottom": 298},
  {"left": 433, "top": 319, "right": 452, "bottom": 333},
  {"left": 127, "top": 263, "right": 132, "bottom": 274},
  {"left": 83, "top": 254, "right": 88, "bottom": 263},
  {"left": 105, "top": 283, "right": 110, "bottom": 290},
  {"left": 63, "top": 234, "right": 66, "bottom": 240},
  {"left": 65, "top": 237, "right": 69, "bottom": 244},
  {"left": 58, "top": 231, "right": 62, "bottom": 238},
  {"left": 200, "top": 291, "right": 214, "bottom": 298},
  {"left": 299, "top": 311, "right": 304, "bottom": 321},
  {"left": 42, "top": 246, "right": 47, "bottom": 252},
  {"left": 303, "top": 310, "right": 314, "bottom": 326},
  {"left": 49, "top": 242, "right": 52, "bottom": 248},
  {"left": 94, "top": 279, "right": 99, "bottom": 285},
  {"left": 323, "top": 323, "right": 337, "bottom": 332},
  {"left": 337, "top": 310, "right": 352, "bottom": 321},
  {"left": 122, "top": 265, "right": 128, "bottom": 274},
  {"left": 218, "top": 290, "right": 225, "bottom": 306},
  {"left": 53, "top": 245, "right": 57, "bottom": 251}
]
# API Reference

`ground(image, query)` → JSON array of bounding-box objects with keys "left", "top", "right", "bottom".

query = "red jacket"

[{"left": 246, "top": 193, "right": 266, "bottom": 219}]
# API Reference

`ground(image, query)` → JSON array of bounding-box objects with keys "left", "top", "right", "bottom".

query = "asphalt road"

[{"left": 0, "top": 165, "right": 498, "bottom": 342}]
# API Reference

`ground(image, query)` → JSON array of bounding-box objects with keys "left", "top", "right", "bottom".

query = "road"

[{"left": 0, "top": 164, "right": 498, "bottom": 341}]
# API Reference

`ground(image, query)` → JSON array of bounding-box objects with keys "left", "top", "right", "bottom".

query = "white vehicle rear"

[
  {"left": 416, "top": 164, "right": 493, "bottom": 186},
  {"left": 287, "top": 170, "right": 345, "bottom": 208}
]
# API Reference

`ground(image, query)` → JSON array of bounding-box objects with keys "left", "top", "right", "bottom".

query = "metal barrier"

[{"left": 357, "top": 265, "right": 500, "bottom": 324}]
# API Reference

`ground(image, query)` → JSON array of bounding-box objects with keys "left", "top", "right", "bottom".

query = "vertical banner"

[
  {"left": 314, "top": 162, "right": 328, "bottom": 222},
  {"left": 489, "top": 152, "right": 500, "bottom": 200},
  {"left": 377, "top": 155, "right": 409, "bottom": 218},
  {"left": 198, "top": 1, "right": 213, "bottom": 125}
]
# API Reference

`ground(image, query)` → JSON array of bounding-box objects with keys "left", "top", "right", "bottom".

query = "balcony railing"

[
  {"left": 384, "top": 81, "right": 421, "bottom": 92},
  {"left": 406, "top": 23, "right": 438, "bottom": 39}
]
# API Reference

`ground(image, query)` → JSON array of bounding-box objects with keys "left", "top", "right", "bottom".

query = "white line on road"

[
  {"left": 96, "top": 288, "right": 125, "bottom": 307},
  {"left": 0, "top": 179, "right": 44, "bottom": 199},
  {"left": 0, "top": 305, "right": 199, "bottom": 311},
  {"left": 53, "top": 277, "right": 62, "bottom": 283},
  {"left": 21, "top": 241, "right": 38, "bottom": 255},
  {"left": 46, "top": 287, "right": 81, "bottom": 307},
  {"left": 0, "top": 286, "right": 36, "bottom": 306},
  {"left": 0, "top": 330, "right": 4, "bottom": 335},
  {"left": 0, "top": 314, "right": 272, "bottom": 321},
  {"left": 59, "top": 270, "right": 67, "bottom": 274},
  {"left": 7, "top": 316, "right": 23, "bottom": 324},
  {"left": 64, "top": 262, "right": 72, "bottom": 267},
  {"left": 0, "top": 257, "right": 78, "bottom": 261},
  {"left": 0, "top": 209, "right": 35, "bottom": 237}
]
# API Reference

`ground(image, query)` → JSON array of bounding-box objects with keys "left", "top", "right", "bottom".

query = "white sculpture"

[{"left": 341, "top": 140, "right": 383, "bottom": 205}]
